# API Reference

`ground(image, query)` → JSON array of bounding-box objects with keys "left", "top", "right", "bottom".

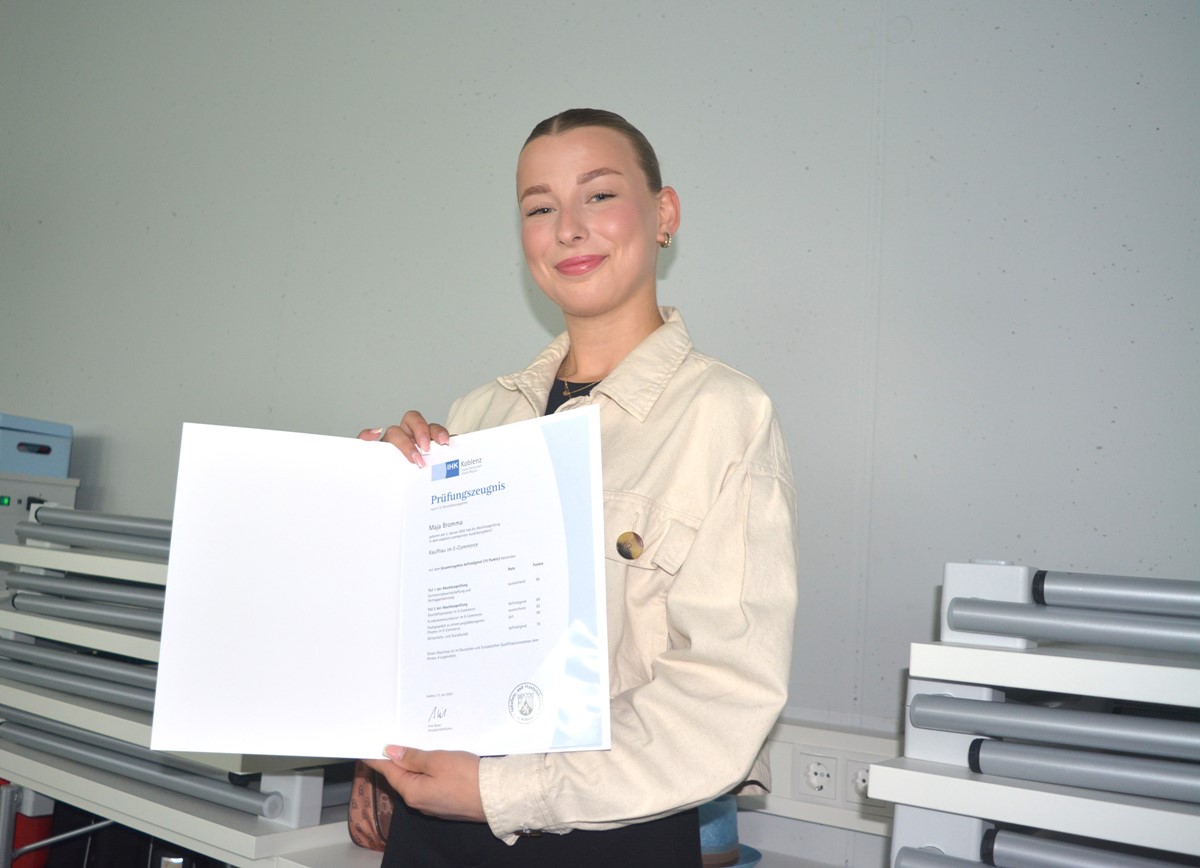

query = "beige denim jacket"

[{"left": 446, "top": 308, "right": 799, "bottom": 842}]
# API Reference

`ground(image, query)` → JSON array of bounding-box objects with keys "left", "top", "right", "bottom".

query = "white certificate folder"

[{"left": 151, "top": 407, "right": 609, "bottom": 759}]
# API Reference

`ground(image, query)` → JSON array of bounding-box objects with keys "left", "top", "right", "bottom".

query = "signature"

[{"left": 428, "top": 705, "right": 448, "bottom": 723}]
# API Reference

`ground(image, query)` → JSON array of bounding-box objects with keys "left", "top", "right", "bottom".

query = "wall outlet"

[
  {"left": 849, "top": 764, "right": 870, "bottom": 799},
  {"left": 793, "top": 750, "right": 838, "bottom": 801},
  {"left": 756, "top": 720, "right": 901, "bottom": 837},
  {"left": 845, "top": 754, "right": 892, "bottom": 816}
]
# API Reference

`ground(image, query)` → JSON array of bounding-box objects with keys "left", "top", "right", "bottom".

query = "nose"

[{"left": 555, "top": 205, "right": 586, "bottom": 245}]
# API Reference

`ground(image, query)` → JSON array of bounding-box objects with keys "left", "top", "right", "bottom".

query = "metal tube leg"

[
  {"left": 909, "top": 694, "right": 1200, "bottom": 761},
  {"left": 971, "top": 738, "right": 1200, "bottom": 803},
  {"left": 946, "top": 598, "right": 1200, "bottom": 655},
  {"left": 1036, "top": 570, "right": 1200, "bottom": 618},
  {"left": 11, "top": 819, "right": 114, "bottom": 860},
  {"left": 989, "top": 828, "right": 1184, "bottom": 868},
  {"left": 0, "top": 783, "right": 20, "bottom": 868}
]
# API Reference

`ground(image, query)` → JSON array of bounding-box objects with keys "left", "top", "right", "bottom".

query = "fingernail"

[
  {"left": 368, "top": 428, "right": 383, "bottom": 438},
  {"left": 384, "top": 745, "right": 405, "bottom": 760},
  {"left": 411, "top": 451, "right": 426, "bottom": 468}
]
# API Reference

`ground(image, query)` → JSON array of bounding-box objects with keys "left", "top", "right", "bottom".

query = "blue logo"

[{"left": 432, "top": 459, "right": 459, "bottom": 481}]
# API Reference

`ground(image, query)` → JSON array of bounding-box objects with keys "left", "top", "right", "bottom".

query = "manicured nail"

[
  {"left": 384, "top": 745, "right": 405, "bottom": 760},
  {"left": 411, "top": 450, "right": 426, "bottom": 468}
]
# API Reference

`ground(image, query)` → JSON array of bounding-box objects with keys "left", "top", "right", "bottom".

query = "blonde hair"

[{"left": 524, "top": 108, "right": 663, "bottom": 193}]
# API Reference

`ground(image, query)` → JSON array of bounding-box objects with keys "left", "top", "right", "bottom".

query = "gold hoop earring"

[{"left": 659, "top": 231, "right": 672, "bottom": 249}]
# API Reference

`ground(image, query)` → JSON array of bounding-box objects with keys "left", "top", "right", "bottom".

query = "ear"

[{"left": 656, "top": 186, "right": 681, "bottom": 237}]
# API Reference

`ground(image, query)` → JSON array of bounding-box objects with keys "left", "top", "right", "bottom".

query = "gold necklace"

[
  {"left": 559, "top": 348, "right": 603, "bottom": 398},
  {"left": 561, "top": 378, "right": 601, "bottom": 399}
]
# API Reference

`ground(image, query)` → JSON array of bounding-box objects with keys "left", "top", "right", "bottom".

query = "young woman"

[{"left": 362, "top": 109, "right": 798, "bottom": 867}]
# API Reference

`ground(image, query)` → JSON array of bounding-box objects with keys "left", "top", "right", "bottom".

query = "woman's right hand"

[{"left": 358, "top": 411, "right": 450, "bottom": 468}]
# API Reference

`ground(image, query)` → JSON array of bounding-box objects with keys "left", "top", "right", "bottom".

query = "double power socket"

[
  {"left": 753, "top": 719, "right": 900, "bottom": 835},
  {"left": 795, "top": 748, "right": 887, "bottom": 812}
]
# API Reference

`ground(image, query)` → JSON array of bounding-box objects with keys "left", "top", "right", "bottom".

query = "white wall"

[{"left": 3, "top": 1, "right": 1197, "bottom": 860}]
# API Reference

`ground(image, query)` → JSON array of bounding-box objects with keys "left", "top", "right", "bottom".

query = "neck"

[{"left": 559, "top": 303, "right": 664, "bottom": 382}]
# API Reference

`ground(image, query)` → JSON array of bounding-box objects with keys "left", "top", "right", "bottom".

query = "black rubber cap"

[
  {"left": 968, "top": 737, "right": 985, "bottom": 773},
  {"left": 1032, "top": 569, "right": 1047, "bottom": 605},
  {"left": 980, "top": 827, "right": 997, "bottom": 864}
]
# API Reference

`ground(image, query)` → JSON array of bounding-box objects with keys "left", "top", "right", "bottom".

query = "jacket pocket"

[{"left": 602, "top": 492, "right": 697, "bottom": 576}]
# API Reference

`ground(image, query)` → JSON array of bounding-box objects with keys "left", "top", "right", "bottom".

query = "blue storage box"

[{"left": 0, "top": 413, "right": 74, "bottom": 478}]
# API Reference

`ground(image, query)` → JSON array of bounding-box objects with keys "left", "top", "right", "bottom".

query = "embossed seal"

[{"left": 508, "top": 682, "right": 543, "bottom": 724}]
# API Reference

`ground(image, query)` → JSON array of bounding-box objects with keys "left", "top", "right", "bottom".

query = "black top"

[
  {"left": 544, "top": 379, "right": 601, "bottom": 415},
  {"left": 381, "top": 798, "right": 701, "bottom": 867}
]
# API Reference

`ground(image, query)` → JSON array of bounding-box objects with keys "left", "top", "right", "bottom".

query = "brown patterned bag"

[{"left": 348, "top": 759, "right": 397, "bottom": 850}]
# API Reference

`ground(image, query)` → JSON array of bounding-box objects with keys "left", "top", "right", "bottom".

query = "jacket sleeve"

[{"left": 478, "top": 411, "right": 798, "bottom": 841}]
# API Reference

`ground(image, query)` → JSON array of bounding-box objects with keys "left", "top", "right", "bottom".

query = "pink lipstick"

[{"left": 555, "top": 255, "right": 606, "bottom": 276}]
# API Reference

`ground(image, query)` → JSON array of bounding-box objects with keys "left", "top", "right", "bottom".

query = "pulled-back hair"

[{"left": 524, "top": 108, "right": 663, "bottom": 193}]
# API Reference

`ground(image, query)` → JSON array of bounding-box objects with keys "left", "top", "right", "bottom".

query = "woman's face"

[{"left": 517, "top": 126, "right": 678, "bottom": 321}]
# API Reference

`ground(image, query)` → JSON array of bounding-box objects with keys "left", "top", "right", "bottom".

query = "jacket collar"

[{"left": 498, "top": 307, "right": 693, "bottom": 422}]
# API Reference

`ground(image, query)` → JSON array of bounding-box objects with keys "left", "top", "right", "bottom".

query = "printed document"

[{"left": 151, "top": 407, "right": 608, "bottom": 759}]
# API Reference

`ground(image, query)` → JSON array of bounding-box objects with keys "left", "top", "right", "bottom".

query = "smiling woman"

[
  {"left": 361, "top": 109, "right": 798, "bottom": 868},
  {"left": 516, "top": 121, "right": 679, "bottom": 369}
]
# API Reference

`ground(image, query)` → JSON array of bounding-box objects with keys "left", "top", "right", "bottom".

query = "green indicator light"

[{"left": 0, "top": 496, "right": 10, "bottom": 507}]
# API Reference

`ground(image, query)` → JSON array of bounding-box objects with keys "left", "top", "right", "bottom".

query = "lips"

[{"left": 555, "top": 255, "right": 607, "bottom": 276}]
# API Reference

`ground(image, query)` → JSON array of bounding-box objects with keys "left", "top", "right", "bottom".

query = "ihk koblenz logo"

[
  {"left": 431, "top": 459, "right": 459, "bottom": 481},
  {"left": 508, "top": 682, "right": 543, "bottom": 724}
]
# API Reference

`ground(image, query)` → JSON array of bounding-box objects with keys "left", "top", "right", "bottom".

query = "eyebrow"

[
  {"left": 578, "top": 166, "right": 621, "bottom": 185},
  {"left": 519, "top": 167, "right": 624, "bottom": 202}
]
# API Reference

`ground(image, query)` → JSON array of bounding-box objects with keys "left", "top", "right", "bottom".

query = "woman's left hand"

[{"left": 365, "top": 746, "right": 485, "bottom": 823}]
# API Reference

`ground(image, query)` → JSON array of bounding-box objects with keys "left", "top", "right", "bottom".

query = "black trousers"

[{"left": 381, "top": 800, "right": 701, "bottom": 868}]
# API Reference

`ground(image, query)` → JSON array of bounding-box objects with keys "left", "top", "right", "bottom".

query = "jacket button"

[{"left": 616, "top": 531, "right": 644, "bottom": 560}]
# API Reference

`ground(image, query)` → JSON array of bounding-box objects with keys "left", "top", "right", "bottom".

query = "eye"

[
  {"left": 589, "top": 191, "right": 616, "bottom": 203},
  {"left": 524, "top": 205, "right": 553, "bottom": 217}
]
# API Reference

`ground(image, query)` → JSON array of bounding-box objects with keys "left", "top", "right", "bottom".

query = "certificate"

[{"left": 150, "top": 407, "right": 609, "bottom": 759}]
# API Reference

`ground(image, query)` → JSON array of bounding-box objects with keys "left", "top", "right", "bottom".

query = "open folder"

[{"left": 151, "top": 407, "right": 609, "bottom": 759}]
